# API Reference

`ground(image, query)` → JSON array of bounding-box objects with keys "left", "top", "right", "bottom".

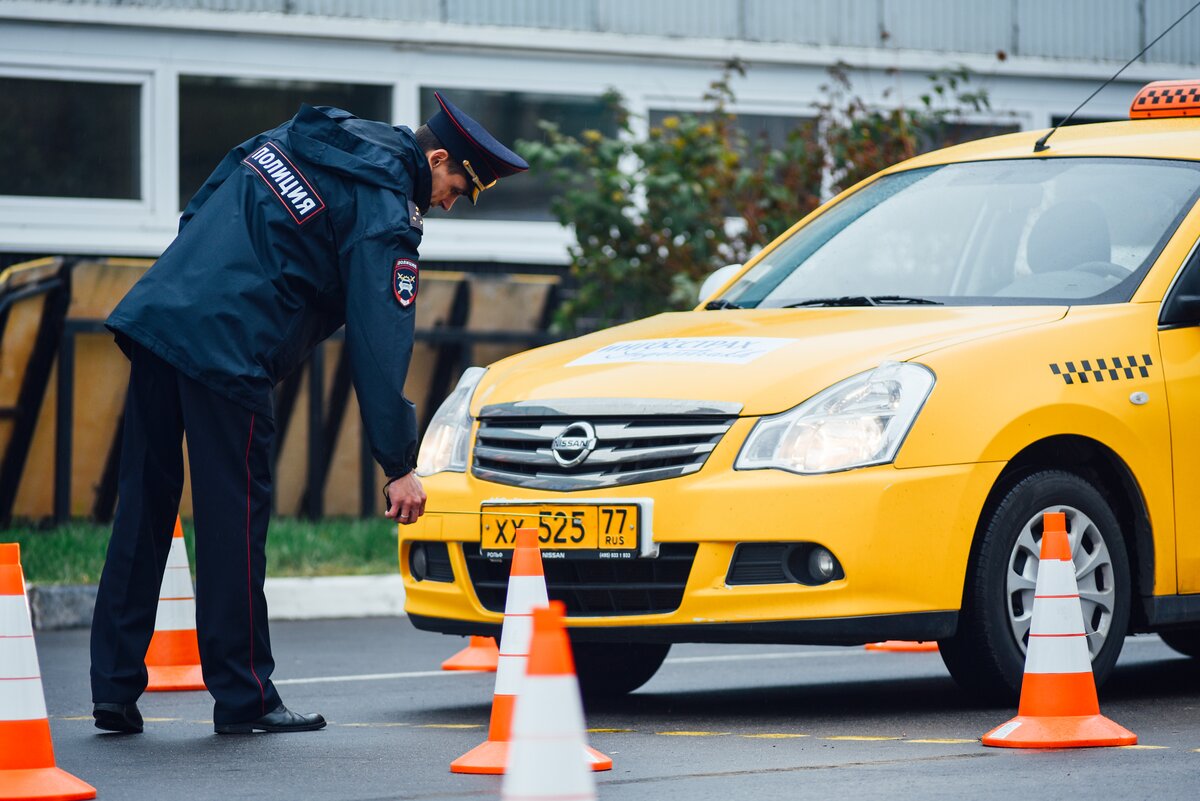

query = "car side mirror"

[
  {"left": 697, "top": 264, "right": 742, "bottom": 304},
  {"left": 1162, "top": 293, "right": 1200, "bottom": 327}
]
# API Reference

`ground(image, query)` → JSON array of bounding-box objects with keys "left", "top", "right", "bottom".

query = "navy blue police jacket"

[{"left": 108, "top": 105, "right": 431, "bottom": 477}]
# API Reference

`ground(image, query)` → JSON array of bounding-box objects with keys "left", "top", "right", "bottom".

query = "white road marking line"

[
  {"left": 271, "top": 635, "right": 1173, "bottom": 686},
  {"left": 665, "top": 649, "right": 854, "bottom": 665},
  {"left": 274, "top": 649, "right": 859, "bottom": 685},
  {"left": 274, "top": 669, "right": 476, "bottom": 685}
]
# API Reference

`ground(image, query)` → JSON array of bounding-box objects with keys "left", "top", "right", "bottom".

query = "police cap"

[{"left": 426, "top": 91, "right": 529, "bottom": 204}]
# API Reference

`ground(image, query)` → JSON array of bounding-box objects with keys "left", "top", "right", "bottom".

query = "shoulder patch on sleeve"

[
  {"left": 393, "top": 258, "right": 419, "bottom": 307},
  {"left": 242, "top": 141, "right": 326, "bottom": 225}
]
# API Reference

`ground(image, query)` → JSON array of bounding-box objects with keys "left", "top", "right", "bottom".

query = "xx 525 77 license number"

[{"left": 480, "top": 504, "right": 639, "bottom": 559}]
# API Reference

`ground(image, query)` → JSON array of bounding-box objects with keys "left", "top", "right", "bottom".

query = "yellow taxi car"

[{"left": 401, "top": 81, "right": 1200, "bottom": 702}]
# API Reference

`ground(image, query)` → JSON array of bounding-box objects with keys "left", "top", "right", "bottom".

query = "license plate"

[{"left": 480, "top": 504, "right": 639, "bottom": 559}]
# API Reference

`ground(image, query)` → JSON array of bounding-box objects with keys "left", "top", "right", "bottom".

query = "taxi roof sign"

[{"left": 1130, "top": 80, "right": 1200, "bottom": 118}]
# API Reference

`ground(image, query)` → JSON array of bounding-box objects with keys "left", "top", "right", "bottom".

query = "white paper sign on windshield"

[{"left": 567, "top": 337, "right": 797, "bottom": 366}]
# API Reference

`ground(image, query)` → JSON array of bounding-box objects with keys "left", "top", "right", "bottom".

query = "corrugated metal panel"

[
  {"left": 1016, "top": 0, "right": 1140, "bottom": 61},
  {"left": 445, "top": 0, "right": 593, "bottom": 31},
  {"left": 743, "top": 0, "right": 824, "bottom": 45},
  {"left": 822, "top": 0, "right": 885, "bottom": 48},
  {"left": 744, "top": 0, "right": 881, "bottom": 48},
  {"left": 291, "top": 0, "right": 439, "bottom": 21},
  {"left": 1144, "top": 0, "right": 1200, "bottom": 65},
  {"left": 155, "top": 0, "right": 285, "bottom": 11},
  {"left": 19, "top": 0, "right": 1198, "bottom": 65},
  {"left": 595, "top": 0, "right": 741, "bottom": 39},
  {"left": 37, "top": 0, "right": 439, "bottom": 18},
  {"left": 883, "top": 0, "right": 1011, "bottom": 55},
  {"left": 78, "top": 0, "right": 287, "bottom": 11}
]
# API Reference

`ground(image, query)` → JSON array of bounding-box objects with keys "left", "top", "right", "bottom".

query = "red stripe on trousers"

[{"left": 246, "top": 412, "right": 265, "bottom": 714}]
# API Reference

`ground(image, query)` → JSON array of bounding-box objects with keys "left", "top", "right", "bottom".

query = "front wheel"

[
  {"left": 939, "top": 470, "right": 1131, "bottom": 704},
  {"left": 570, "top": 641, "right": 670, "bottom": 699}
]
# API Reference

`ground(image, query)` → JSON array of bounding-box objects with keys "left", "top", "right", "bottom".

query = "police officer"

[{"left": 90, "top": 93, "right": 527, "bottom": 735}]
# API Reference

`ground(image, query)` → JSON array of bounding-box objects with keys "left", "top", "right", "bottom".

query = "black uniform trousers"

[{"left": 90, "top": 341, "right": 283, "bottom": 725}]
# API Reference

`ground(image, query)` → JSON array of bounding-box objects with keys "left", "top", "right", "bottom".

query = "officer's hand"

[{"left": 384, "top": 473, "right": 427, "bottom": 524}]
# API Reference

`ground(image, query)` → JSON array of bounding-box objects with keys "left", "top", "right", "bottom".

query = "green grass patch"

[
  {"left": 265, "top": 518, "right": 399, "bottom": 577},
  {"left": 1, "top": 517, "right": 399, "bottom": 585}
]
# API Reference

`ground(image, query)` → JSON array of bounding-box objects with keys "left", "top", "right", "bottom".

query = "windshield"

[{"left": 722, "top": 158, "right": 1200, "bottom": 308}]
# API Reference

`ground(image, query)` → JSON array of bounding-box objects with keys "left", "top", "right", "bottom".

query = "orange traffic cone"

[
  {"left": 865, "top": 641, "right": 938, "bottom": 652},
  {"left": 982, "top": 512, "right": 1136, "bottom": 748},
  {"left": 501, "top": 601, "right": 602, "bottom": 801},
  {"left": 451, "top": 528, "right": 611, "bottom": 774},
  {"left": 441, "top": 636, "right": 499, "bottom": 672},
  {"left": 450, "top": 528, "right": 547, "bottom": 774},
  {"left": 0, "top": 543, "right": 96, "bottom": 801},
  {"left": 145, "top": 516, "right": 206, "bottom": 692}
]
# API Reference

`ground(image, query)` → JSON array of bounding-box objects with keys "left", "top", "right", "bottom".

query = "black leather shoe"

[
  {"left": 214, "top": 703, "right": 326, "bottom": 734},
  {"left": 93, "top": 702, "right": 144, "bottom": 734}
]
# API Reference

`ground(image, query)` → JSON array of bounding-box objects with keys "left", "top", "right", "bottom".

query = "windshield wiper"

[
  {"left": 785, "top": 295, "right": 877, "bottom": 307},
  {"left": 871, "top": 295, "right": 943, "bottom": 305},
  {"left": 704, "top": 298, "right": 743, "bottom": 310},
  {"left": 783, "top": 295, "right": 943, "bottom": 308}
]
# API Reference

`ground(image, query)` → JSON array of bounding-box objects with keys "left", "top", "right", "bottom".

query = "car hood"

[{"left": 471, "top": 306, "right": 1066, "bottom": 417}]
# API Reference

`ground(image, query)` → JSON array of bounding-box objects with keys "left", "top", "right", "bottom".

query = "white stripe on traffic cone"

[
  {"left": 451, "top": 528, "right": 612, "bottom": 775},
  {"left": 145, "top": 517, "right": 206, "bottom": 692},
  {"left": 502, "top": 601, "right": 598, "bottom": 801},
  {"left": 982, "top": 511, "right": 1136, "bottom": 748},
  {"left": 0, "top": 543, "right": 97, "bottom": 800},
  {"left": 451, "top": 528, "right": 548, "bottom": 774}
]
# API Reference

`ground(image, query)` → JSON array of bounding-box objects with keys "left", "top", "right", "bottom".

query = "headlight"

[
  {"left": 735, "top": 361, "right": 935, "bottom": 474},
  {"left": 416, "top": 366, "right": 486, "bottom": 476}
]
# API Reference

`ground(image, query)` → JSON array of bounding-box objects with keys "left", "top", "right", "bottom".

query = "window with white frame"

[
  {"left": 178, "top": 75, "right": 391, "bottom": 211},
  {"left": 922, "top": 120, "right": 1021, "bottom": 150},
  {"left": 648, "top": 109, "right": 815, "bottom": 151},
  {"left": 0, "top": 75, "right": 141, "bottom": 200},
  {"left": 419, "top": 88, "right": 618, "bottom": 222}
]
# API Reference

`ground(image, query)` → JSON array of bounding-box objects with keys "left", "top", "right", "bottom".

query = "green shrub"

[{"left": 519, "top": 60, "right": 994, "bottom": 333}]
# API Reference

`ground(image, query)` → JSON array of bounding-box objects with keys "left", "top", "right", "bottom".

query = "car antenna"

[{"left": 1033, "top": 0, "right": 1200, "bottom": 153}]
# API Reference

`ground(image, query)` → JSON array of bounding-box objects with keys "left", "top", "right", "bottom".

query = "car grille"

[
  {"left": 471, "top": 398, "right": 741, "bottom": 490},
  {"left": 462, "top": 543, "right": 699, "bottom": 616}
]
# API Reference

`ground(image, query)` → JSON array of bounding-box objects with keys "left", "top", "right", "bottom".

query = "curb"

[
  {"left": 28, "top": 584, "right": 98, "bottom": 631},
  {"left": 27, "top": 575, "right": 407, "bottom": 631}
]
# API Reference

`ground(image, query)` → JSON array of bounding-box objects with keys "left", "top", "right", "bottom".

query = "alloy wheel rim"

[{"left": 1006, "top": 504, "right": 1115, "bottom": 659}]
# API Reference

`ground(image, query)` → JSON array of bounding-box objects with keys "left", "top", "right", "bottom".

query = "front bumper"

[
  {"left": 400, "top": 436, "right": 1002, "bottom": 644},
  {"left": 408, "top": 610, "right": 959, "bottom": 645}
]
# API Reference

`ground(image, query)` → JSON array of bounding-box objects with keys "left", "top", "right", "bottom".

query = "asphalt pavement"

[{"left": 34, "top": 619, "right": 1200, "bottom": 800}]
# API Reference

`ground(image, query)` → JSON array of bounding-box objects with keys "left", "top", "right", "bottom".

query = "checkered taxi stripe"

[
  {"left": 1132, "top": 86, "right": 1200, "bottom": 106},
  {"left": 1049, "top": 355, "right": 1153, "bottom": 385},
  {"left": 1130, "top": 82, "right": 1200, "bottom": 118},
  {"left": 1134, "top": 86, "right": 1200, "bottom": 108}
]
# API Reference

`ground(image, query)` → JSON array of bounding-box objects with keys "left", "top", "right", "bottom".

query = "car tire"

[
  {"left": 939, "top": 469, "right": 1131, "bottom": 705},
  {"left": 1158, "top": 628, "right": 1200, "bottom": 658},
  {"left": 570, "top": 641, "right": 671, "bottom": 699}
]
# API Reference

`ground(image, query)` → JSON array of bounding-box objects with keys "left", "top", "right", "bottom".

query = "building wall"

[
  {"left": 13, "top": 0, "right": 1200, "bottom": 66},
  {"left": 0, "top": 0, "right": 1198, "bottom": 265}
]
